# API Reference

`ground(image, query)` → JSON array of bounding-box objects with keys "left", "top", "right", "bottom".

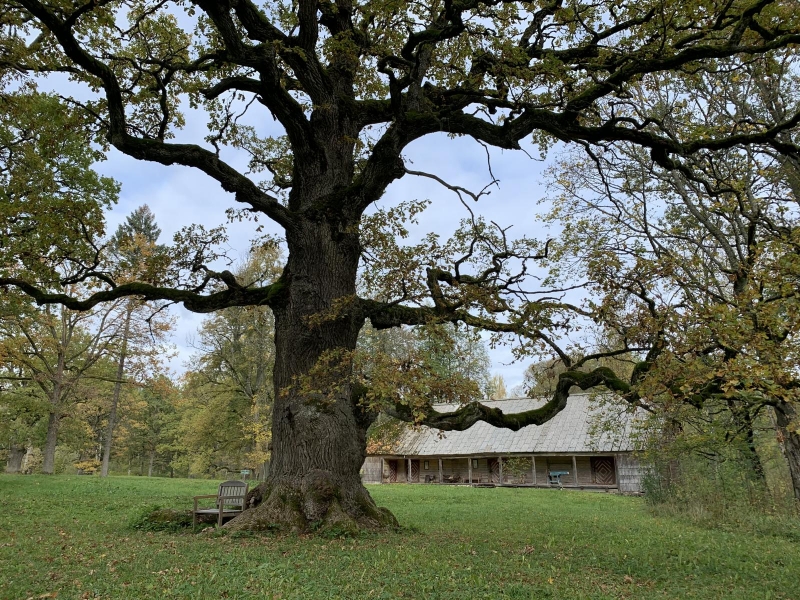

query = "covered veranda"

[
  {"left": 377, "top": 453, "right": 621, "bottom": 490},
  {"left": 362, "top": 395, "right": 645, "bottom": 493}
]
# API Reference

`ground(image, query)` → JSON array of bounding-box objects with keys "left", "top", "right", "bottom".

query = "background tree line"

[
  {"left": 527, "top": 54, "right": 800, "bottom": 515},
  {"left": 1, "top": 214, "right": 504, "bottom": 477}
]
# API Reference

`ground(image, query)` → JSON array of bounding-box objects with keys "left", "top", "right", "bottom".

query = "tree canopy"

[{"left": 542, "top": 54, "right": 800, "bottom": 497}]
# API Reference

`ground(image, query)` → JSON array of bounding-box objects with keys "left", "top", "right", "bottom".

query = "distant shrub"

[
  {"left": 640, "top": 466, "right": 672, "bottom": 506},
  {"left": 53, "top": 448, "right": 80, "bottom": 474},
  {"left": 21, "top": 448, "right": 43, "bottom": 474},
  {"left": 643, "top": 454, "right": 800, "bottom": 541},
  {"left": 502, "top": 457, "right": 532, "bottom": 482},
  {"left": 73, "top": 459, "right": 101, "bottom": 474}
]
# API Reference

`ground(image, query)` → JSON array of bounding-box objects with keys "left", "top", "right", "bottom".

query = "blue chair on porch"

[{"left": 548, "top": 470, "right": 569, "bottom": 488}]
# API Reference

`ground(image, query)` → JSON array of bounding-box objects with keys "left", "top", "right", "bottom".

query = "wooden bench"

[{"left": 192, "top": 480, "right": 249, "bottom": 527}]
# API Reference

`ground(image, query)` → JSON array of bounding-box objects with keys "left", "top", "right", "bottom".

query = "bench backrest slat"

[{"left": 217, "top": 480, "right": 248, "bottom": 509}]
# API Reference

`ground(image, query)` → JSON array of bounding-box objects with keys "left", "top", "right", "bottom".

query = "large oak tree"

[{"left": 3, "top": 0, "right": 800, "bottom": 531}]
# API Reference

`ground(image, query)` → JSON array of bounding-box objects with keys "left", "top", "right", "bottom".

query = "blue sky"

[
  {"left": 95, "top": 124, "right": 556, "bottom": 392},
  {"left": 61, "top": 10, "right": 564, "bottom": 394},
  {"left": 16, "top": 4, "right": 570, "bottom": 395}
]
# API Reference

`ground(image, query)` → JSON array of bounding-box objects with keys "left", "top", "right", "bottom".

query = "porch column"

[
  {"left": 380, "top": 458, "right": 384, "bottom": 484},
  {"left": 438, "top": 458, "right": 443, "bottom": 483},
  {"left": 532, "top": 456, "right": 537, "bottom": 486},
  {"left": 499, "top": 456, "right": 503, "bottom": 485},
  {"left": 407, "top": 458, "right": 411, "bottom": 483},
  {"left": 468, "top": 457, "right": 472, "bottom": 484},
  {"left": 572, "top": 455, "right": 578, "bottom": 488}
]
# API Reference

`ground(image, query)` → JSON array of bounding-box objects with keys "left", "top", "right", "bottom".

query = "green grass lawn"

[{"left": 1, "top": 475, "right": 798, "bottom": 599}]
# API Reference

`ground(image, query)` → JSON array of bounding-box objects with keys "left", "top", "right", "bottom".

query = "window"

[
  {"left": 472, "top": 459, "right": 478, "bottom": 468},
  {"left": 423, "top": 460, "right": 429, "bottom": 470}
]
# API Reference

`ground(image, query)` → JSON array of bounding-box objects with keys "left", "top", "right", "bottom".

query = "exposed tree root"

[{"left": 226, "top": 470, "right": 397, "bottom": 534}]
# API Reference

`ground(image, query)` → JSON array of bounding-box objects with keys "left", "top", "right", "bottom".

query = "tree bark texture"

[
  {"left": 5, "top": 445, "right": 25, "bottom": 473},
  {"left": 775, "top": 400, "right": 800, "bottom": 503},
  {"left": 227, "top": 221, "right": 396, "bottom": 533}
]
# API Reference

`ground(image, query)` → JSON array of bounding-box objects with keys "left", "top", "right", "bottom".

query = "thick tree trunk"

[
  {"left": 42, "top": 411, "right": 60, "bottom": 474},
  {"left": 740, "top": 410, "right": 766, "bottom": 485},
  {"left": 227, "top": 221, "right": 396, "bottom": 534},
  {"left": 101, "top": 306, "right": 132, "bottom": 477},
  {"left": 775, "top": 400, "right": 800, "bottom": 503},
  {"left": 5, "top": 444, "right": 25, "bottom": 473},
  {"left": 148, "top": 450, "right": 155, "bottom": 477}
]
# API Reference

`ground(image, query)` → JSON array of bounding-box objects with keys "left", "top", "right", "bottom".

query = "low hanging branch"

[
  {"left": 385, "top": 364, "right": 642, "bottom": 431},
  {"left": 0, "top": 276, "right": 287, "bottom": 314}
]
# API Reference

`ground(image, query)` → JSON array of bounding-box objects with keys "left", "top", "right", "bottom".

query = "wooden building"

[{"left": 361, "top": 394, "right": 645, "bottom": 493}]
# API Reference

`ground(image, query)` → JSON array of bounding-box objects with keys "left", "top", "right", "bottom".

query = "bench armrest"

[{"left": 193, "top": 494, "right": 221, "bottom": 511}]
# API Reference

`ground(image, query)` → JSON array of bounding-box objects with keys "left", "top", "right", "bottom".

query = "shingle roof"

[{"left": 375, "top": 394, "right": 639, "bottom": 456}]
